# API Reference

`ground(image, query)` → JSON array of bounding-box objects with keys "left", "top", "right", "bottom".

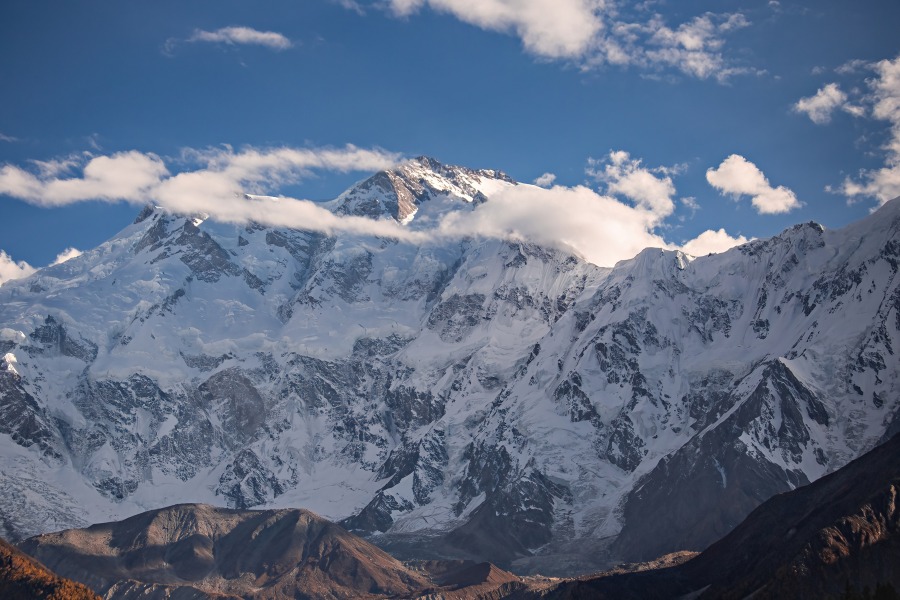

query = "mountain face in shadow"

[{"left": 546, "top": 433, "right": 900, "bottom": 599}]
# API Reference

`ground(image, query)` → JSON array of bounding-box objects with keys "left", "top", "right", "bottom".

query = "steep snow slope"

[{"left": 0, "top": 157, "right": 897, "bottom": 574}]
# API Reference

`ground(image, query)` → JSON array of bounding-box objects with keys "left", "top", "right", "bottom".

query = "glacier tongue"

[{"left": 0, "top": 158, "right": 898, "bottom": 575}]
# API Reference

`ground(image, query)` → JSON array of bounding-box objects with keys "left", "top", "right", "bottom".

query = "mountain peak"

[{"left": 333, "top": 156, "right": 515, "bottom": 223}]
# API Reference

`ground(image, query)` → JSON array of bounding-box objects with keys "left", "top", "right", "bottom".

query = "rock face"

[
  {"left": 0, "top": 536, "right": 99, "bottom": 600},
  {"left": 545, "top": 433, "right": 900, "bottom": 599},
  {"left": 0, "top": 156, "right": 899, "bottom": 573},
  {"left": 19, "top": 503, "right": 430, "bottom": 600}
]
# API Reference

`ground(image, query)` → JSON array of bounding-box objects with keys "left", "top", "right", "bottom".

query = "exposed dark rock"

[{"left": 0, "top": 371, "right": 60, "bottom": 459}]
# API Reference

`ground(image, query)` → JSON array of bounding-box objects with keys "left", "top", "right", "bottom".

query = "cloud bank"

[
  {"left": 0, "top": 145, "right": 751, "bottom": 269},
  {"left": 706, "top": 154, "right": 801, "bottom": 214},
  {"left": 438, "top": 183, "right": 668, "bottom": 267}
]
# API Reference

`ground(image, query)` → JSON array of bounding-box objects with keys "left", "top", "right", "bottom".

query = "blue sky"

[{"left": 1, "top": 0, "right": 899, "bottom": 279}]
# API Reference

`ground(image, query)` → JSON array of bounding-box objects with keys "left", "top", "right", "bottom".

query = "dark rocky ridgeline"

[
  {"left": 17, "top": 503, "right": 558, "bottom": 600},
  {"left": 0, "top": 536, "right": 99, "bottom": 600},
  {"left": 19, "top": 503, "right": 431, "bottom": 600},
  {"left": 541, "top": 433, "right": 900, "bottom": 599}
]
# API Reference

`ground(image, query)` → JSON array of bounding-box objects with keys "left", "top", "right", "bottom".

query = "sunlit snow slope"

[{"left": 0, "top": 157, "right": 898, "bottom": 574}]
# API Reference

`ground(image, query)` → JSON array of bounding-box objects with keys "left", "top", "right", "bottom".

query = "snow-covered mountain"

[{"left": 0, "top": 157, "right": 898, "bottom": 574}]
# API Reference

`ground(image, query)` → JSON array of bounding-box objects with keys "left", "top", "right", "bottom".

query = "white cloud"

[
  {"left": 680, "top": 228, "right": 748, "bottom": 256},
  {"left": 588, "top": 150, "right": 676, "bottom": 220},
  {"left": 0, "top": 145, "right": 400, "bottom": 209},
  {"left": 187, "top": 26, "right": 292, "bottom": 51},
  {"left": 0, "top": 133, "right": 17, "bottom": 143},
  {"left": 793, "top": 83, "right": 849, "bottom": 124},
  {"left": 835, "top": 58, "right": 869, "bottom": 75},
  {"left": 332, "top": 0, "right": 365, "bottom": 15},
  {"left": 0, "top": 151, "right": 169, "bottom": 206},
  {"left": 435, "top": 183, "right": 668, "bottom": 267},
  {"left": 837, "top": 54, "right": 900, "bottom": 205},
  {"left": 841, "top": 167, "right": 900, "bottom": 205},
  {"left": 30, "top": 153, "right": 88, "bottom": 178},
  {"left": 51, "top": 247, "right": 83, "bottom": 265},
  {"left": 0, "top": 250, "right": 35, "bottom": 286},
  {"left": 388, "top": 0, "right": 603, "bottom": 59},
  {"left": 371, "top": 1, "right": 751, "bottom": 81},
  {"left": 592, "top": 11, "right": 757, "bottom": 82},
  {"left": 533, "top": 172, "right": 557, "bottom": 187},
  {"left": 681, "top": 196, "right": 699, "bottom": 212},
  {"left": 641, "top": 13, "right": 750, "bottom": 81},
  {"left": 147, "top": 155, "right": 673, "bottom": 268},
  {"left": 871, "top": 55, "right": 900, "bottom": 157},
  {"left": 0, "top": 146, "right": 759, "bottom": 269},
  {"left": 707, "top": 154, "right": 801, "bottom": 214}
]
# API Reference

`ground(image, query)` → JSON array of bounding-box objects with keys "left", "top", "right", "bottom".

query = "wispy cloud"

[
  {"left": 30, "top": 153, "right": 90, "bottom": 178},
  {"left": 707, "top": 154, "right": 801, "bottom": 214},
  {"left": 50, "top": 247, "right": 83, "bottom": 266},
  {"left": 364, "top": 1, "right": 755, "bottom": 81},
  {"left": 635, "top": 12, "right": 754, "bottom": 82},
  {"left": 793, "top": 83, "right": 863, "bottom": 124},
  {"left": 532, "top": 172, "right": 556, "bottom": 187},
  {"left": 165, "top": 26, "right": 293, "bottom": 56},
  {"left": 188, "top": 26, "right": 293, "bottom": 50},
  {"left": 835, "top": 58, "right": 869, "bottom": 76},
  {"left": 0, "top": 145, "right": 400, "bottom": 208},
  {"left": 0, "top": 133, "right": 18, "bottom": 143},
  {"left": 588, "top": 150, "right": 676, "bottom": 221},
  {"left": 804, "top": 54, "right": 900, "bottom": 206},
  {"left": 332, "top": 0, "right": 366, "bottom": 15}
]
